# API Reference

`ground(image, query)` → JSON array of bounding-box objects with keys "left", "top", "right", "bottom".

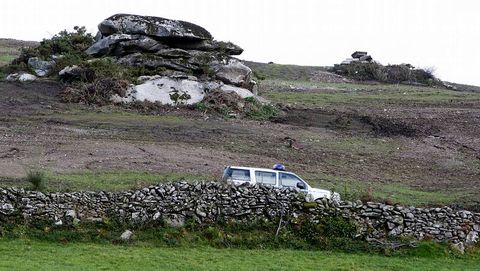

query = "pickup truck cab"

[{"left": 222, "top": 166, "right": 340, "bottom": 202}]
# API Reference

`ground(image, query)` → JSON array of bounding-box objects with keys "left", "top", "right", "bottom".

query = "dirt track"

[{"left": 0, "top": 80, "right": 479, "bottom": 206}]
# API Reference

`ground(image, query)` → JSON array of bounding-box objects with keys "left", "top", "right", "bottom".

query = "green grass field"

[
  {"left": 263, "top": 84, "right": 480, "bottom": 107},
  {"left": 1, "top": 170, "right": 209, "bottom": 192},
  {"left": 245, "top": 61, "right": 329, "bottom": 81},
  {"left": 306, "top": 176, "right": 464, "bottom": 207},
  {"left": 0, "top": 239, "right": 478, "bottom": 271},
  {"left": 0, "top": 54, "right": 16, "bottom": 66},
  {"left": 0, "top": 45, "right": 19, "bottom": 66}
]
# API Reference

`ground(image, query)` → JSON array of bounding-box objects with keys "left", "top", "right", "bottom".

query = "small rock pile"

[
  {"left": 7, "top": 54, "right": 62, "bottom": 81},
  {"left": 340, "top": 51, "right": 373, "bottom": 65},
  {"left": 0, "top": 182, "right": 478, "bottom": 248}
]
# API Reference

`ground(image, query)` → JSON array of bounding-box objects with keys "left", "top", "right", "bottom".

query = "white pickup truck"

[{"left": 222, "top": 165, "right": 340, "bottom": 202}]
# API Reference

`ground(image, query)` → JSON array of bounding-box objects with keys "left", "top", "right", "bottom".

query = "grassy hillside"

[
  {"left": 244, "top": 61, "right": 330, "bottom": 81},
  {"left": 0, "top": 41, "right": 479, "bottom": 209},
  {"left": 0, "top": 38, "right": 38, "bottom": 66},
  {"left": 0, "top": 39, "right": 480, "bottom": 271}
]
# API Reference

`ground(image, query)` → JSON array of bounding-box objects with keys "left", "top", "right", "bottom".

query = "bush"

[
  {"left": 293, "top": 215, "right": 357, "bottom": 239},
  {"left": 338, "top": 62, "right": 383, "bottom": 81},
  {"left": 197, "top": 91, "right": 279, "bottom": 121},
  {"left": 0, "top": 212, "right": 383, "bottom": 253},
  {"left": 22, "top": 26, "right": 93, "bottom": 60},
  {"left": 244, "top": 97, "right": 280, "bottom": 121},
  {"left": 61, "top": 78, "right": 129, "bottom": 105},
  {"left": 412, "top": 68, "right": 435, "bottom": 84},
  {"left": 384, "top": 64, "right": 411, "bottom": 83},
  {"left": 290, "top": 214, "right": 369, "bottom": 251},
  {"left": 26, "top": 170, "right": 46, "bottom": 191},
  {"left": 11, "top": 26, "right": 94, "bottom": 75},
  {"left": 198, "top": 89, "right": 245, "bottom": 116},
  {"left": 334, "top": 62, "right": 437, "bottom": 85}
]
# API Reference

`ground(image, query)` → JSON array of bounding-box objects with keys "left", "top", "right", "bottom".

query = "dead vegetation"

[
  {"left": 197, "top": 90, "right": 280, "bottom": 120},
  {"left": 199, "top": 90, "right": 246, "bottom": 115},
  {"left": 60, "top": 78, "right": 129, "bottom": 105}
]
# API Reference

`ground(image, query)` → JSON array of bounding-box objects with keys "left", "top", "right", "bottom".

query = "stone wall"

[{"left": 0, "top": 182, "right": 478, "bottom": 245}]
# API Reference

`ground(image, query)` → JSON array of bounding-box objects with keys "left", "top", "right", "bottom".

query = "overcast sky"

[{"left": 2, "top": 0, "right": 479, "bottom": 85}]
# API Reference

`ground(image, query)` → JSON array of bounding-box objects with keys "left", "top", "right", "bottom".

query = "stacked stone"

[
  {"left": 340, "top": 51, "right": 373, "bottom": 65},
  {"left": 331, "top": 201, "right": 480, "bottom": 245},
  {"left": 81, "top": 14, "right": 256, "bottom": 105},
  {"left": 0, "top": 183, "right": 478, "bottom": 246}
]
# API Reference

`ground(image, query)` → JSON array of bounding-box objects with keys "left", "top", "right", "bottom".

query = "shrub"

[
  {"left": 244, "top": 97, "right": 280, "bottom": 121},
  {"left": 169, "top": 88, "right": 192, "bottom": 105},
  {"left": 384, "top": 64, "right": 412, "bottom": 83},
  {"left": 334, "top": 62, "right": 437, "bottom": 85},
  {"left": 290, "top": 214, "right": 368, "bottom": 251},
  {"left": 293, "top": 215, "right": 357, "bottom": 240},
  {"left": 26, "top": 170, "right": 46, "bottom": 191},
  {"left": 339, "top": 62, "right": 383, "bottom": 81},
  {"left": 199, "top": 89, "right": 245, "bottom": 116},
  {"left": 412, "top": 68, "right": 435, "bottom": 84},
  {"left": 25, "top": 26, "right": 93, "bottom": 60},
  {"left": 0, "top": 62, "right": 29, "bottom": 75},
  {"left": 10, "top": 26, "right": 94, "bottom": 75},
  {"left": 61, "top": 78, "right": 129, "bottom": 105}
]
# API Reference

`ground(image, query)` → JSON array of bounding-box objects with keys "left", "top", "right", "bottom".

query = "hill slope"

[
  {"left": 0, "top": 38, "right": 38, "bottom": 66},
  {"left": 1, "top": 42, "right": 480, "bottom": 209}
]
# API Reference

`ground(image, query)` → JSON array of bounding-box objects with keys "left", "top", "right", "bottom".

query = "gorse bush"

[
  {"left": 19, "top": 26, "right": 93, "bottom": 60},
  {"left": 339, "top": 62, "right": 383, "bottom": 81},
  {"left": 334, "top": 62, "right": 436, "bottom": 85},
  {"left": 10, "top": 26, "right": 94, "bottom": 75}
]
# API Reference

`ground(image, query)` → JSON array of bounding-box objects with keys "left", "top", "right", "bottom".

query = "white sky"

[{"left": 2, "top": 0, "right": 479, "bottom": 85}]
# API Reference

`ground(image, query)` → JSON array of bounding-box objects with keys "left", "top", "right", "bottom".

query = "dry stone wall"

[{"left": 0, "top": 182, "right": 478, "bottom": 245}]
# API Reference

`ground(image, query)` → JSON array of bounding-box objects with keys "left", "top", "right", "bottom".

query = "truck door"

[{"left": 279, "top": 172, "right": 308, "bottom": 192}]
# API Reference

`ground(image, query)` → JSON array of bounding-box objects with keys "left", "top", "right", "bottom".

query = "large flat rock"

[
  {"left": 98, "top": 14, "right": 213, "bottom": 41},
  {"left": 112, "top": 75, "right": 254, "bottom": 105}
]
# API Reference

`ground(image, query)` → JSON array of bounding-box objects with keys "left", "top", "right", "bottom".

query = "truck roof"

[{"left": 227, "top": 166, "right": 294, "bottom": 174}]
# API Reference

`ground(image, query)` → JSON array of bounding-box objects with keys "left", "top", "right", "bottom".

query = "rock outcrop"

[
  {"left": 340, "top": 51, "right": 373, "bottom": 65},
  {"left": 112, "top": 75, "right": 254, "bottom": 105},
  {"left": 27, "top": 57, "right": 55, "bottom": 77},
  {"left": 83, "top": 14, "right": 255, "bottom": 105},
  {"left": 97, "top": 14, "right": 213, "bottom": 41}
]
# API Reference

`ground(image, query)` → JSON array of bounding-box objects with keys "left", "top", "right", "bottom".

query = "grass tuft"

[{"left": 26, "top": 170, "right": 46, "bottom": 191}]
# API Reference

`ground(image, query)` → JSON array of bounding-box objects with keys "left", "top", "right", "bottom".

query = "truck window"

[
  {"left": 224, "top": 168, "right": 251, "bottom": 182},
  {"left": 279, "top": 173, "right": 304, "bottom": 188},
  {"left": 255, "top": 171, "right": 276, "bottom": 185}
]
